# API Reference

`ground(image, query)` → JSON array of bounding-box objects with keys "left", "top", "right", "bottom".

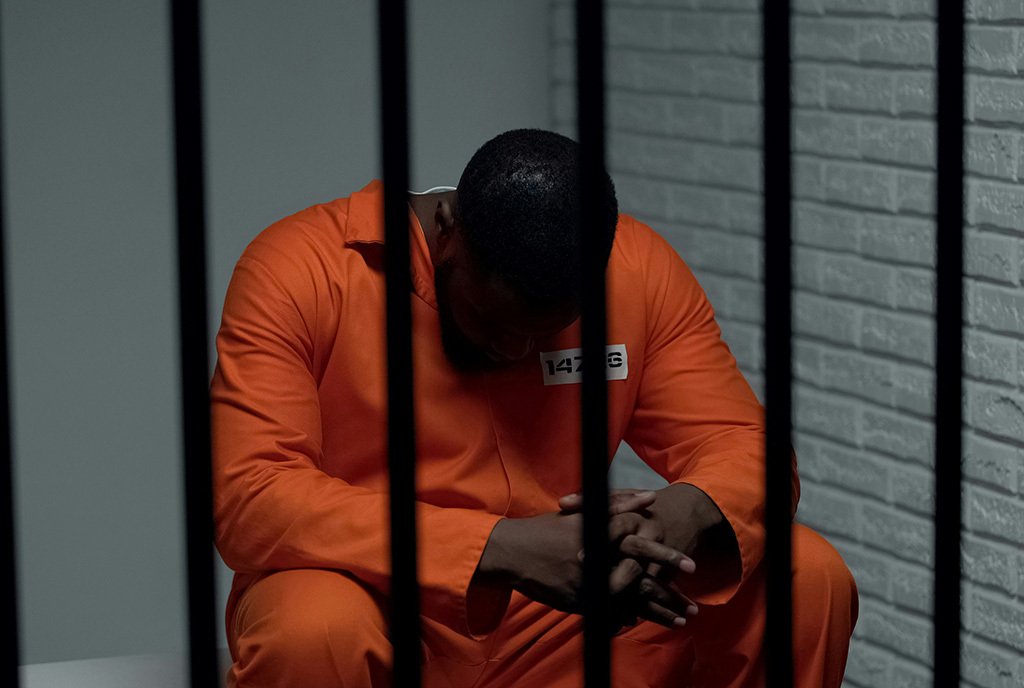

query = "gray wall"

[
  {"left": 6, "top": 0, "right": 549, "bottom": 665},
  {"left": 554, "top": 1, "right": 1024, "bottom": 687}
]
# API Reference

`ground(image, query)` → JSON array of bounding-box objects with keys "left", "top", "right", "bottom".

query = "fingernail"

[
  {"left": 679, "top": 558, "right": 696, "bottom": 573},
  {"left": 637, "top": 491, "right": 655, "bottom": 499},
  {"left": 673, "top": 617, "right": 687, "bottom": 627},
  {"left": 687, "top": 605, "right": 699, "bottom": 617}
]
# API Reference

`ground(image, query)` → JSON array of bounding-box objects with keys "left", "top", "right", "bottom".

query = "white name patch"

[{"left": 539, "top": 345, "right": 628, "bottom": 386}]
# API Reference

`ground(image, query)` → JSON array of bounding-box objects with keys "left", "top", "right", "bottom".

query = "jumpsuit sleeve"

[
  {"left": 622, "top": 222, "right": 799, "bottom": 606},
  {"left": 211, "top": 248, "right": 508, "bottom": 639}
]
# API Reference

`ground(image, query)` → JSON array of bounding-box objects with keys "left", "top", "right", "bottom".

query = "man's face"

[{"left": 434, "top": 238, "right": 578, "bottom": 372}]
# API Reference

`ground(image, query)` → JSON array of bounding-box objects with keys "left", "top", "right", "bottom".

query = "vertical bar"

[
  {"left": 576, "top": 1, "right": 611, "bottom": 686},
  {"left": 762, "top": 1, "right": 793, "bottom": 687},
  {"left": 932, "top": 2, "right": 965, "bottom": 684},
  {"left": 170, "top": 1, "right": 218, "bottom": 685},
  {"left": 377, "top": 1, "right": 421, "bottom": 686},
  {"left": 0, "top": 7, "right": 21, "bottom": 685}
]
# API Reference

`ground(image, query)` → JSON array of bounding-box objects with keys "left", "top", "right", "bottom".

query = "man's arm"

[
  {"left": 212, "top": 245, "right": 507, "bottom": 638},
  {"left": 619, "top": 219, "right": 800, "bottom": 605}
]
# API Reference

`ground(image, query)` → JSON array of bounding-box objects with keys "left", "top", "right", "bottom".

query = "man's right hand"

[{"left": 477, "top": 503, "right": 695, "bottom": 626}]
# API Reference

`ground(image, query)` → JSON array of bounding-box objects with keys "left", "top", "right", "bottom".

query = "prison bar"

[
  {"left": 762, "top": 2, "right": 795, "bottom": 687},
  {"left": 377, "top": 0, "right": 422, "bottom": 686},
  {"left": 0, "top": 8, "right": 20, "bottom": 685},
  {"left": 170, "top": 1, "right": 220, "bottom": 686},
  {"left": 932, "top": 2, "right": 965, "bottom": 685},
  {"left": 576, "top": 0, "right": 612, "bottom": 686}
]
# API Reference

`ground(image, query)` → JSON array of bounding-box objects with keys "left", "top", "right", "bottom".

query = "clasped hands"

[{"left": 479, "top": 484, "right": 715, "bottom": 633}]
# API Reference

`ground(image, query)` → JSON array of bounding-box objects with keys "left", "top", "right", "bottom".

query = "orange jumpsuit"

[{"left": 211, "top": 180, "right": 858, "bottom": 687}]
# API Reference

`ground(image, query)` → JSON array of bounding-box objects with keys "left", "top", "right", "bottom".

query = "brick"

[
  {"left": 821, "top": 253, "right": 895, "bottom": 306},
  {"left": 968, "top": 26, "right": 1021, "bottom": 75},
  {"left": 971, "top": 591, "right": 1024, "bottom": 652},
  {"left": 794, "top": 203, "right": 861, "bottom": 252},
  {"left": 795, "top": 246, "right": 824, "bottom": 291},
  {"left": 825, "top": 162, "right": 897, "bottom": 211},
  {"left": 968, "top": 181, "right": 1024, "bottom": 232},
  {"left": 726, "top": 279, "right": 763, "bottom": 324},
  {"left": 971, "top": 283, "right": 1024, "bottom": 336},
  {"left": 821, "top": 0, "right": 893, "bottom": 14},
  {"left": 822, "top": 344, "right": 897, "bottom": 408},
  {"left": 794, "top": 342, "right": 822, "bottom": 383},
  {"left": 610, "top": 132, "right": 698, "bottom": 181},
  {"left": 725, "top": 16, "right": 760, "bottom": 58},
  {"left": 963, "top": 535, "right": 1016, "bottom": 595},
  {"left": 963, "top": 431, "right": 1019, "bottom": 494},
  {"left": 608, "top": 8, "right": 673, "bottom": 50},
  {"left": 795, "top": 156, "right": 826, "bottom": 201},
  {"left": 969, "top": 485, "right": 1024, "bottom": 546},
  {"left": 668, "top": 184, "right": 731, "bottom": 228},
  {"left": 967, "top": 128, "right": 1019, "bottom": 182},
  {"left": 891, "top": 664, "right": 932, "bottom": 688},
  {"left": 551, "top": 43, "right": 574, "bottom": 83},
  {"left": 890, "top": 562, "right": 932, "bottom": 613},
  {"left": 824, "top": 66, "right": 894, "bottom": 114},
  {"left": 843, "top": 642, "right": 893, "bottom": 688},
  {"left": 967, "top": 231, "right": 1020, "bottom": 285},
  {"left": 972, "top": 76, "right": 1024, "bottom": 126},
  {"left": 862, "top": 309, "right": 935, "bottom": 364},
  {"left": 794, "top": 64, "right": 825, "bottom": 108},
  {"left": 863, "top": 504, "right": 934, "bottom": 566},
  {"left": 892, "top": 0, "right": 934, "bottom": 15},
  {"left": 794, "top": 291, "right": 863, "bottom": 345},
  {"left": 860, "top": 214, "right": 935, "bottom": 267},
  {"left": 794, "top": 0, "right": 825, "bottom": 13},
  {"left": 970, "top": 385, "right": 1024, "bottom": 442},
  {"left": 694, "top": 229, "right": 761, "bottom": 278},
  {"left": 695, "top": 143, "right": 762, "bottom": 191},
  {"left": 862, "top": 407, "right": 934, "bottom": 465},
  {"left": 551, "top": 2, "right": 573, "bottom": 43},
  {"left": 668, "top": 12, "right": 727, "bottom": 53},
  {"left": 796, "top": 484, "right": 862, "bottom": 539},
  {"left": 895, "top": 171, "right": 936, "bottom": 215},
  {"left": 859, "top": 22, "right": 935, "bottom": 67},
  {"left": 961, "top": 637, "right": 1017, "bottom": 688},
  {"left": 668, "top": 97, "right": 726, "bottom": 140},
  {"left": 890, "top": 365, "right": 934, "bottom": 415},
  {"left": 614, "top": 175, "right": 671, "bottom": 220},
  {"left": 839, "top": 545, "right": 892, "bottom": 601},
  {"left": 859, "top": 119, "right": 936, "bottom": 169},
  {"left": 860, "top": 599, "right": 934, "bottom": 661},
  {"left": 692, "top": 57, "right": 760, "bottom": 102},
  {"left": 966, "top": 330, "right": 1019, "bottom": 385},
  {"left": 801, "top": 435, "right": 891, "bottom": 497},
  {"left": 552, "top": 83, "right": 575, "bottom": 126},
  {"left": 726, "top": 194, "right": 763, "bottom": 235},
  {"left": 795, "top": 111, "right": 861, "bottom": 158},
  {"left": 894, "top": 71, "right": 935, "bottom": 115},
  {"left": 891, "top": 465, "right": 934, "bottom": 515},
  {"left": 620, "top": 52, "right": 698, "bottom": 94},
  {"left": 697, "top": 0, "right": 758, "bottom": 9},
  {"left": 968, "top": 0, "right": 1024, "bottom": 22},
  {"left": 609, "top": 92, "right": 672, "bottom": 136},
  {"left": 718, "top": 320, "right": 762, "bottom": 371},
  {"left": 892, "top": 268, "right": 934, "bottom": 313},
  {"left": 795, "top": 386, "right": 861, "bottom": 445},
  {"left": 723, "top": 104, "right": 760, "bottom": 145},
  {"left": 794, "top": 18, "right": 860, "bottom": 61}
]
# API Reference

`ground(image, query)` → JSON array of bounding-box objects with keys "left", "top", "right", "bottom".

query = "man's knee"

[
  {"left": 793, "top": 524, "right": 859, "bottom": 632},
  {"left": 232, "top": 569, "right": 391, "bottom": 686}
]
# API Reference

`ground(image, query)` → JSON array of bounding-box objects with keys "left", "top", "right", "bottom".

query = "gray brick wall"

[{"left": 550, "top": 1, "right": 1024, "bottom": 685}]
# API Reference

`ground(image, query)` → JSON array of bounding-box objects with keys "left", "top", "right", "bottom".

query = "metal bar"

[
  {"left": 377, "top": 1, "right": 421, "bottom": 685},
  {"left": 169, "top": 1, "right": 218, "bottom": 686},
  {"left": 576, "top": 1, "right": 611, "bottom": 686},
  {"left": 0, "top": 6, "right": 21, "bottom": 684},
  {"left": 932, "top": 2, "right": 965, "bottom": 684},
  {"left": 762, "top": 2, "right": 794, "bottom": 687}
]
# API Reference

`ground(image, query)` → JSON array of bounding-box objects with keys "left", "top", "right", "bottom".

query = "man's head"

[{"left": 432, "top": 129, "right": 618, "bottom": 371}]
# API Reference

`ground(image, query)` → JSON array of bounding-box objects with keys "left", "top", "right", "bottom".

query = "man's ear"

[{"left": 435, "top": 198, "right": 458, "bottom": 255}]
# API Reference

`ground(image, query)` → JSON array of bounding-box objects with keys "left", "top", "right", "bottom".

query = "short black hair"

[{"left": 455, "top": 128, "right": 618, "bottom": 309}]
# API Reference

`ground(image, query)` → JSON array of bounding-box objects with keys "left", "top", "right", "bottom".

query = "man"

[{"left": 212, "top": 129, "right": 857, "bottom": 687}]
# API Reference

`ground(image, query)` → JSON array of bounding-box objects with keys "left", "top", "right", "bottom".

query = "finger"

[
  {"left": 607, "top": 490, "right": 656, "bottom": 515},
  {"left": 608, "top": 558, "right": 644, "bottom": 595},
  {"left": 636, "top": 599, "right": 689, "bottom": 630},
  {"left": 619, "top": 534, "right": 696, "bottom": 574},
  {"left": 637, "top": 575, "right": 699, "bottom": 619},
  {"left": 559, "top": 490, "right": 657, "bottom": 515}
]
